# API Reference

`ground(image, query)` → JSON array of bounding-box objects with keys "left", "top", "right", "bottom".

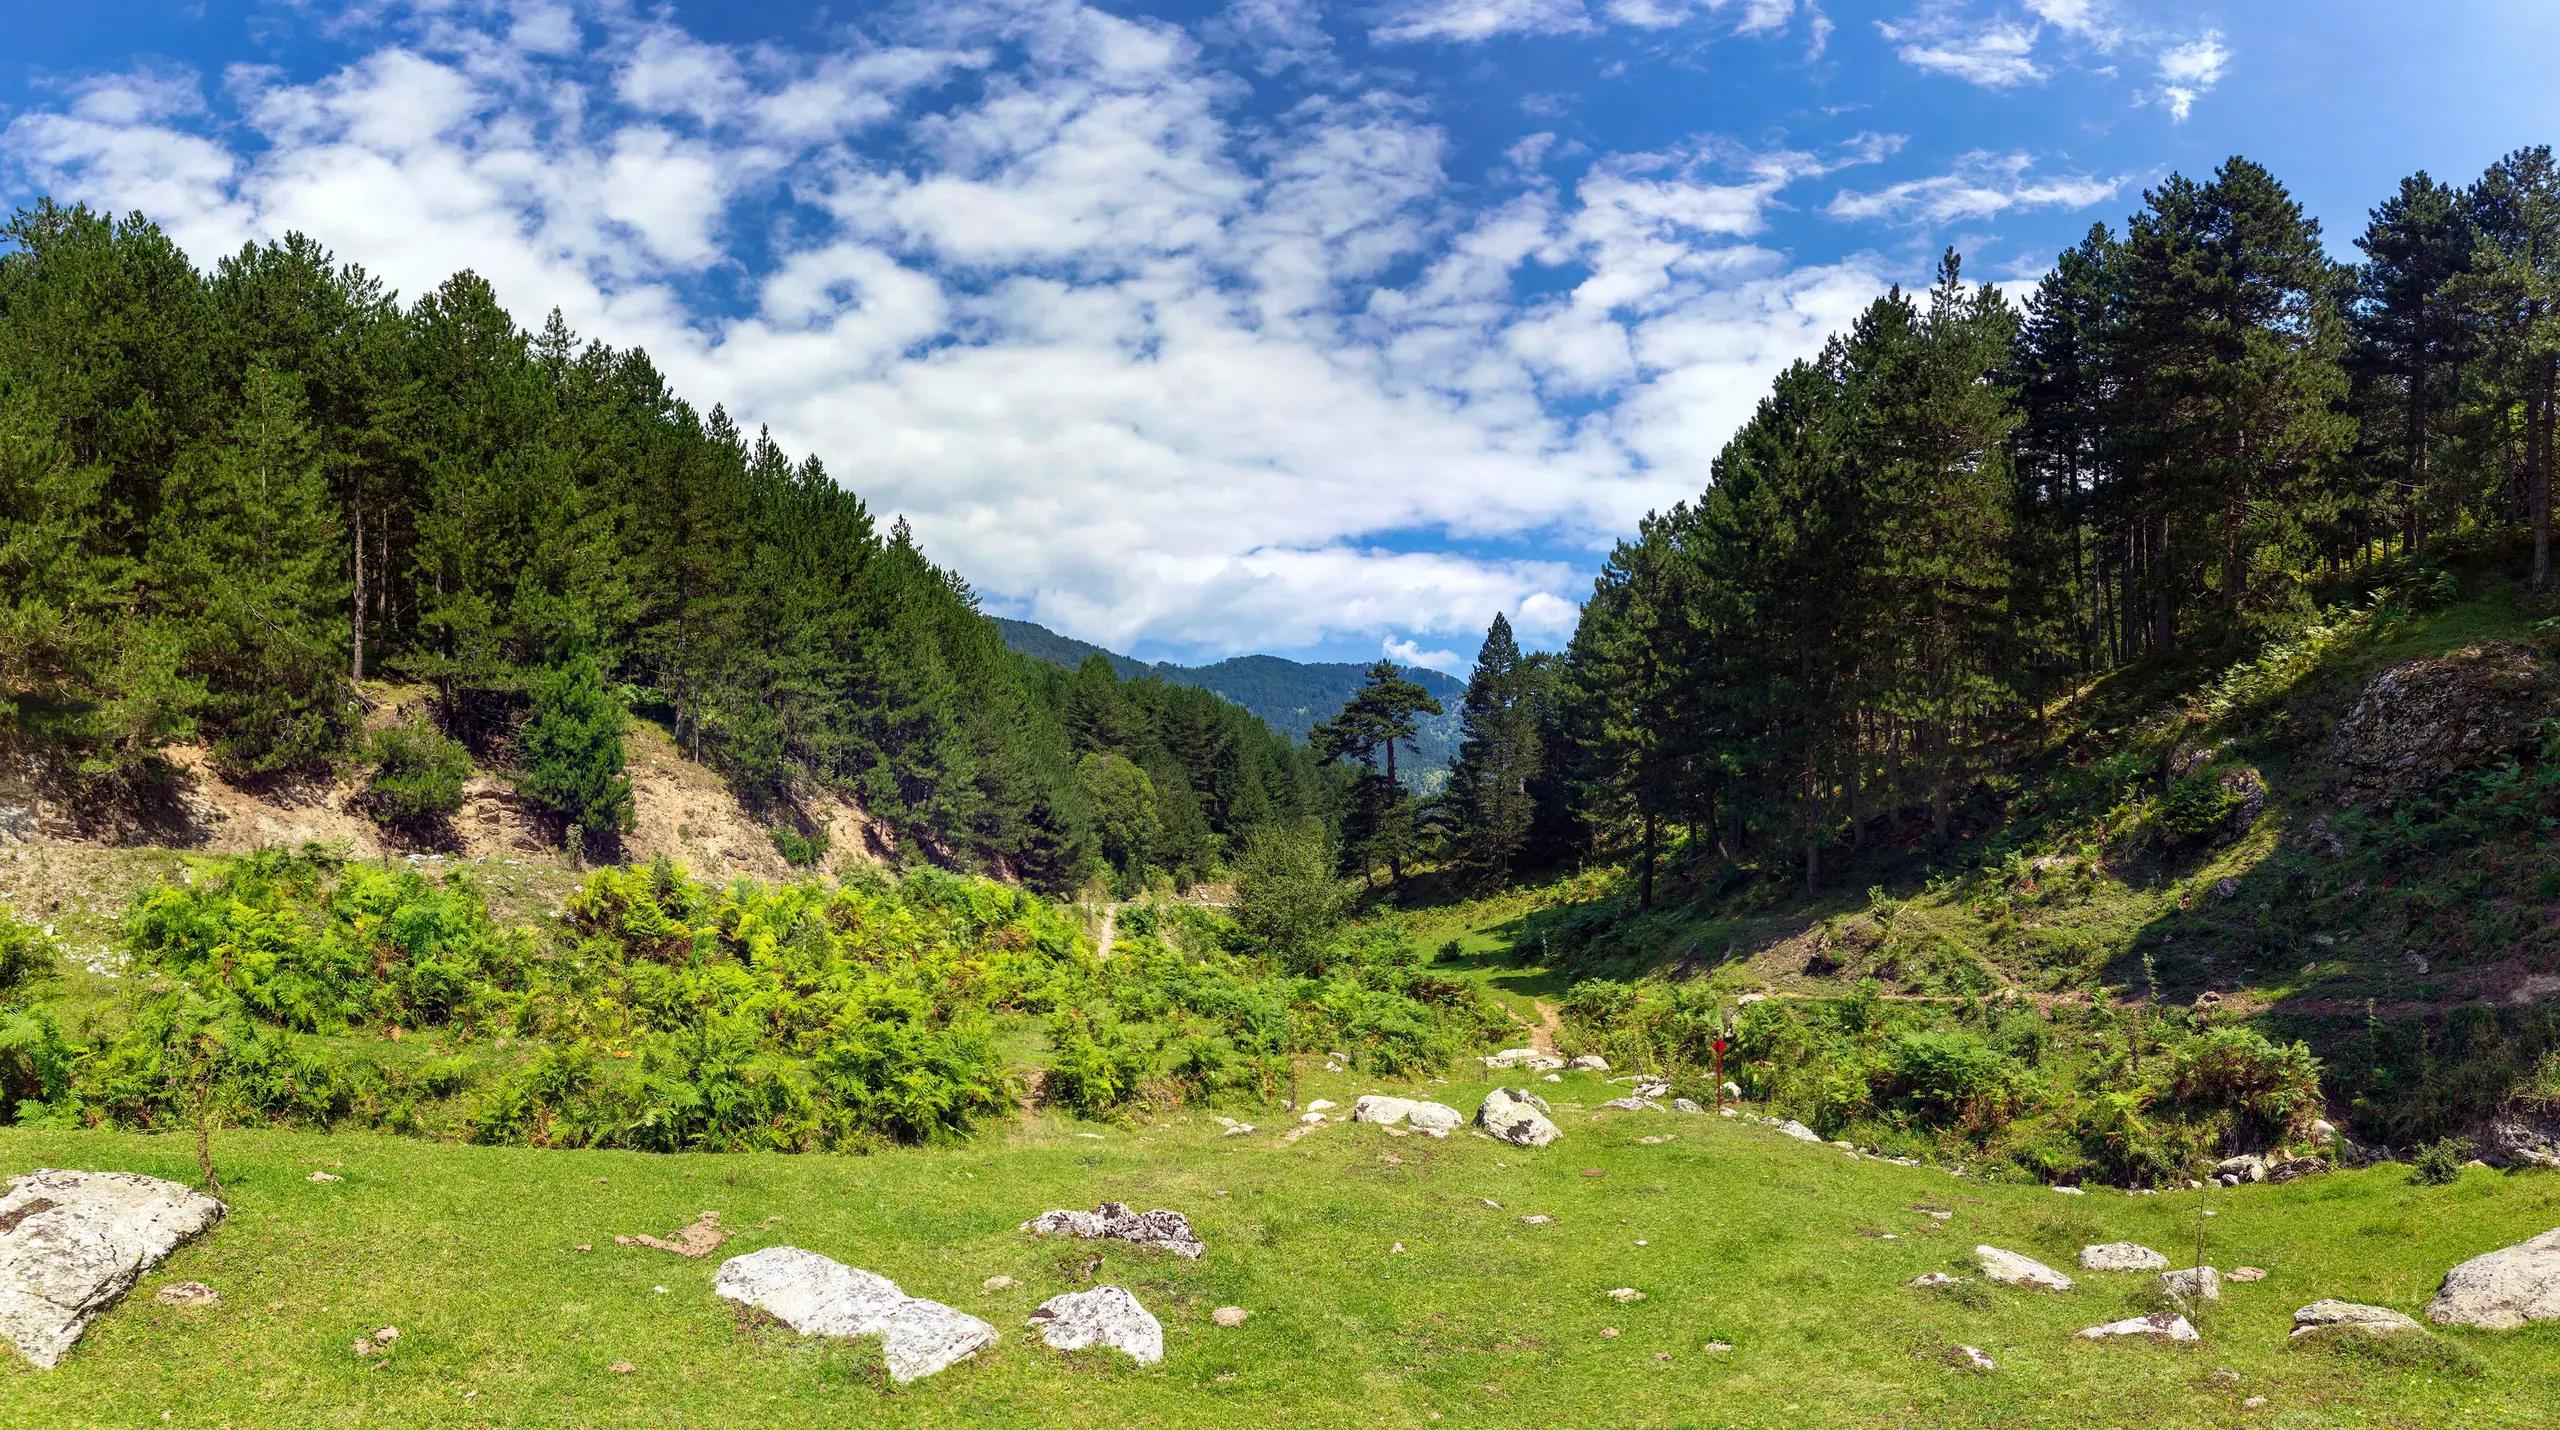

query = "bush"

[
  {"left": 769, "top": 826, "right": 830, "bottom": 868},
  {"left": 1877, "top": 1030, "right": 2028, "bottom": 1130},
  {"left": 2166, "top": 1026, "right": 2322, "bottom": 1147},
  {"left": 2155, "top": 768, "right": 2253, "bottom": 848},
  {"left": 2410, "top": 1136, "right": 2469, "bottom": 1186},
  {"left": 1233, "top": 821, "right": 1344, "bottom": 968},
  {"left": 360, "top": 720, "right": 470, "bottom": 834},
  {"left": 0, "top": 915, "right": 55, "bottom": 1001}
]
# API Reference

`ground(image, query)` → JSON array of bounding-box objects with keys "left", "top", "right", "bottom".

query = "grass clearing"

[{"left": 5, "top": 1087, "right": 2559, "bottom": 1427}]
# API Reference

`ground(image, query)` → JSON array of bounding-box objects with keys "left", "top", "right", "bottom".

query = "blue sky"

[{"left": 3, "top": 1, "right": 2552, "bottom": 671}]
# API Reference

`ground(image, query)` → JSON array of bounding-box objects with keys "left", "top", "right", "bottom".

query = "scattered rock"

[
  {"left": 2230, "top": 1266, "right": 2268, "bottom": 1283},
  {"left": 2211, "top": 877, "right": 2240, "bottom": 902},
  {"left": 1633, "top": 1079, "right": 1672, "bottom": 1099},
  {"left": 1637, "top": 1135, "right": 1674, "bottom": 1146},
  {"left": 1220, "top": 1123, "right": 1256, "bottom": 1137},
  {"left": 304, "top": 1172, "right": 343, "bottom": 1184},
  {"left": 1518, "top": 1215, "right": 1553, "bottom": 1226},
  {"left": 2242, "top": 1395, "right": 2267, "bottom": 1410},
  {"left": 2080, "top": 1243, "right": 2168, "bottom": 1273},
  {"left": 1567, "top": 1055, "right": 1609, "bottom": 1071},
  {"left": 615, "top": 1211, "right": 728, "bottom": 1259},
  {"left": 1601, "top": 1097, "right": 1662, "bottom": 1113},
  {"left": 2426, "top": 1227, "right": 2560, "bottom": 1328},
  {"left": 0, "top": 1169, "right": 226, "bottom": 1369},
  {"left": 2265, "top": 1155, "right": 2328, "bottom": 1185},
  {"left": 1029, "top": 1286, "right": 1163, "bottom": 1365},
  {"left": 1389, "top": 1241, "right": 1406, "bottom": 1254},
  {"left": 1908, "top": 1273, "right": 1968, "bottom": 1290},
  {"left": 2214, "top": 1153, "right": 2268, "bottom": 1186},
  {"left": 1212, "top": 1306, "right": 1249, "bottom": 1328},
  {"left": 1975, "top": 1246, "right": 2074, "bottom": 1292},
  {"left": 2051, "top": 1185, "right": 2085, "bottom": 1196},
  {"left": 1020, "top": 1202, "right": 1206, "bottom": 1260},
  {"left": 1476, "top": 1088, "right": 1562, "bottom": 1148},
  {"left": 1773, "top": 1121, "right": 1821, "bottom": 1143},
  {"left": 1351, "top": 1095, "right": 1463, "bottom": 1138},
  {"left": 1703, "top": 1340, "right": 1733, "bottom": 1352},
  {"left": 712, "top": 1246, "right": 998, "bottom": 1383},
  {"left": 1607, "top": 1287, "right": 1645, "bottom": 1303},
  {"left": 1304, "top": 1100, "right": 1335, "bottom": 1114},
  {"left": 2290, "top": 1300, "right": 2424, "bottom": 1340},
  {"left": 1671, "top": 1098, "right": 1705, "bottom": 1115},
  {"left": 152, "top": 1281, "right": 217, "bottom": 1308},
  {"left": 608, "top": 1360, "right": 635, "bottom": 1375},
  {"left": 1949, "top": 1344, "right": 1996, "bottom": 1372},
  {"left": 2076, "top": 1311, "right": 2199, "bottom": 1342},
  {"left": 1483, "top": 1048, "right": 1566, "bottom": 1072},
  {"left": 982, "top": 1275, "right": 1015, "bottom": 1292},
  {"left": 2160, "top": 1266, "right": 2222, "bottom": 1303},
  {"left": 2478, "top": 1117, "right": 2560, "bottom": 1169},
  {"left": 1598, "top": 1327, "right": 1619, "bottom": 1339}
]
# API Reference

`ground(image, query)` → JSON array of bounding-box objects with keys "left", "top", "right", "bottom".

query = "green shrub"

[
  {"left": 768, "top": 826, "right": 830, "bottom": 867},
  {"left": 360, "top": 721, "right": 470, "bottom": 833},
  {"left": 2155, "top": 768, "right": 2255, "bottom": 848},
  {"left": 515, "top": 650, "right": 633, "bottom": 840},
  {"left": 0, "top": 915, "right": 55, "bottom": 1001},
  {"left": 2410, "top": 1136, "right": 2468, "bottom": 1186},
  {"left": 2166, "top": 1026, "right": 2322, "bottom": 1147},
  {"left": 1233, "top": 821, "right": 1344, "bottom": 968}
]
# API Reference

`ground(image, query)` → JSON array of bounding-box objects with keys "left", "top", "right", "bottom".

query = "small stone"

[
  {"left": 1212, "top": 1306, "right": 1249, "bottom": 1328},
  {"left": 1908, "top": 1272, "right": 1968, "bottom": 1290},
  {"left": 374, "top": 1327, "right": 400, "bottom": 1342},
  {"left": 1581, "top": 1168, "right": 1606, "bottom": 1179},
  {"left": 1389, "top": 1241, "right": 1406, "bottom": 1254},
  {"left": 1638, "top": 1135, "right": 1673, "bottom": 1145},
  {"left": 2161, "top": 1266, "right": 2223, "bottom": 1303},
  {"left": 1519, "top": 1215, "right": 1553, "bottom": 1226},
  {"left": 608, "top": 1360, "right": 635, "bottom": 1375},
  {"left": 1221, "top": 1123, "right": 1256, "bottom": 1137},
  {"left": 1976, "top": 1246, "right": 2075, "bottom": 1291},
  {"left": 1950, "top": 1345, "right": 1996, "bottom": 1372},
  {"left": 573, "top": 1244, "right": 593, "bottom": 1253},
  {"left": 1607, "top": 1288, "right": 1645, "bottom": 1303},
  {"left": 2229, "top": 1266, "right": 2267, "bottom": 1283},
  {"left": 1305, "top": 1100, "right": 1335, "bottom": 1113},
  {"left": 1773, "top": 1120, "right": 1822, "bottom": 1142},
  {"left": 982, "top": 1275, "right": 1015, "bottom": 1292},
  {"left": 2243, "top": 1396, "right": 2267, "bottom": 1410},
  {"left": 153, "top": 1282, "right": 218, "bottom": 1308},
  {"left": 351, "top": 1338, "right": 379, "bottom": 1358},
  {"left": 1703, "top": 1340, "right": 1733, "bottom": 1352},
  {"left": 2080, "top": 1242, "right": 2169, "bottom": 1273},
  {"left": 1599, "top": 1327, "right": 1619, "bottom": 1339},
  {"left": 305, "top": 1172, "right": 343, "bottom": 1183}
]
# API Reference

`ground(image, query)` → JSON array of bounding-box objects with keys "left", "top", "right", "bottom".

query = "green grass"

[{"left": 6, "top": 1075, "right": 2560, "bottom": 1426}]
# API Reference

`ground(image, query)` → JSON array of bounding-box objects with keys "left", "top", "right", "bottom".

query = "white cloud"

[
  {"left": 2024, "top": 0, "right": 2120, "bottom": 47},
  {"left": 1878, "top": 11, "right": 2048, "bottom": 88},
  {"left": 1371, "top": 0, "right": 1595, "bottom": 44},
  {"left": 1385, "top": 635, "right": 1465, "bottom": 674},
  {"left": 1825, "top": 150, "right": 2120, "bottom": 225},
  {"left": 2153, "top": 30, "right": 2229, "bottom": 121}
]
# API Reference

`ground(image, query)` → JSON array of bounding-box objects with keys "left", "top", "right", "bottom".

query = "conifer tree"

[{"left": 1447, "top": 613, "right": 1542, "bottom": 883}]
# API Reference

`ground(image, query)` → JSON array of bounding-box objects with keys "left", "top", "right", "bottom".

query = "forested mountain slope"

[
  {"left": 993, "top": 618, "right": 1465, "bottom": 785},
  {"left": 0, "top": 203, "right": 1331, "bottom": 894}
]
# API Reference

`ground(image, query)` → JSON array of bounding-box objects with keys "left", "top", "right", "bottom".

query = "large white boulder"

[
  {"left": 2427, "top": 1227, "right": 2560, "bottom": 1328},
  {"left": 1351, "top": 1095, "right": 1463, "bottom": 1138},
  {"left": 0, "top": 1169, "right": 225, "bottom": 1369},
  {"left": 1483, "top": 1048, "right": 1565, "bottom": 1072},
  {"left": 1975, "top": 1246, "right": 2074, "bottom": 1292},
  {"left": 713, "top": 1246, "right": 997, "bottom": 1383},
  {"left": 1773, "top": 1120, "right": 1822, "bottom": 1143},
  {"left": 2078, "top": 1242, "right": 2168, "bottom": 1272},
  {"left": 1028, "top": 1285, "right": 1163, "bottom": 1365},
  {"left": 1476, "top": 1088, "right": 1562, "bottom": 1148},
  {"left": 1019, "top": 1202, "right": 1206, "bottom": 1260},
  {"left": 2160, "top": 1266, "right": 2222, "bottom": 1303}
]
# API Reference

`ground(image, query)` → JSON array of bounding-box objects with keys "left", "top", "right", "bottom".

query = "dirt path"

[
  {"left": 1526, "top": 999, "right": 1563, "bottom": 1056},
  {"left": 1094, "top": 903, "right": 1117, "bottom": 960}
]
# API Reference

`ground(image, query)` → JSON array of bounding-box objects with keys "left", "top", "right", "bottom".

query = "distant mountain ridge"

[{"left": 994, "top": 618, "right": 1466, "bottom": 785}]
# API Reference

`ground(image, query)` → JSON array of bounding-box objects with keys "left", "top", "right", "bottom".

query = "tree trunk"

[{"left": 351, "top": 497, "right": 367, "bottom": 682}]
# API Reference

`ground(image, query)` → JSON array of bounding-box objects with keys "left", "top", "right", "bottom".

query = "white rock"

[
  {"left": 1220, "top": 1123, "right": 1256, "bottom": 1137},
  {"left": 2079, "top": 1243, "right": 2169, "bottom": 1272},
  {"left": 1020, "top": 1202, "right": 1206, "bottom": 1260},
  {"left": 1950, "top": 1345, "right": 1996, "bottom": 1372},
  {"left": 1773, "top": 1120, "right": 1822, "bottom": 1143},
  {"left": 1566, "top": 1055, "right": 1610, "bottom": 1071},
  {"left": 712, "top": 1246, "right": 996, "bottom": 1384},
  {"left": 1352, "top": 1095, "right": 1464, "bottom": 1138},
  {"left": 1299, "top": 1112, "right": 1326, "bottom": 1125},
  {"left": 1476, "top": 1088, "right": 1562, "bottom": 1148},
  {"left": 1305, "top": 1100, "right": 1335, "bottom": 1114},
  {"left": 0, "top": 1169, "right": 225, "bottom": 1369},
  {"left": 2051, "top": 1185, "right": 2085, "bottom": 1196},
  {"left": 2291, "top": 1300, "right": 2424, "bottom": 1339},
  {"left": 2427, "top": 1227, "right": 2560, "bottom": 1328},
  {"left": 2215, "top": 1154, "right": 2268, "bottom": 1184},
  {"left": 1483, "top": 1048, "right": 1565, "bottom": 1072},
  {"left": 1212, "top": 1305, "right": 1249, "bottom": 1328},
  {"left": 1975, "top": 1246, "right": 2075, "bottom": 1292},
  {"left": 2161, "top": 1266, "right": 2222, "bottom": 1303},
  {"left": 1720, "top": 1081, "right": 1743, "bottom": 1101},
  {"left": 1028, "top": 1285, "right": 1163, "bottom": 1365},
  {"left": 1633, "top": 1079, "right": 1672, "bottom": 1099},
  {"left": 1607, "top": 1287, "right": 1644, "bottom": 1303},
  {"left": 1518, "top": 1215, "right": 1553, "bottom": 1227},
  {"left": 2076, "top": 1312, "right": 2199, "bottom": 1342},
  {"left": 1908, "top": 1272, "right": 1968, "bottom": 1289}
]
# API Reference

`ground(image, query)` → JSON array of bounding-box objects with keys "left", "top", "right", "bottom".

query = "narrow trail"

[
  {"left": 1526, "top": 999, "right": 1563, "bottom": 1055},
  {"left": 1094, "top": 903, "right": 1118, "bottom": 960}
]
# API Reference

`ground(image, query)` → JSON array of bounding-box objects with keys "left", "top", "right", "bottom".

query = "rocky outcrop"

[
  {"left": 1976, "top": 1246, "right": 2074, "bottom": 1291},
  {"left": 2333, "top": 643, "right": 2559, "bottom": 803},
  {"left": 1483, "top": 1048, "right": 1564, "bottom": 1072},
  {"left": 1027, "top": 1285, "right": 1162, "bottom": 1365},
  {"left": 1476, "top": 1088, "right": 1562, "bottom": 1148},
  {"left": 2159, "top": 1266, "right": 2222, "bottom": 1303},
  {"left": 0, "top": 1169, "right": 225, "bottom": 1369},
  {"left": 1020, "top": 1202, "right": 1206, "bottom": 1260},
  {"left": 712, "top": 1246, "right": 996, "bottom": 1383},
  {"left": 2426, "top": 1227, "right": 2560, "bottom": 1328},
  {"left": 2478, "top": 1117, "right": 2560, "bottom": 1169},
  {"left": 2078, "top": 1242, "right": 2168, "bottom": 1272},
  {"left": 2291, "top": 1300, "right": 2424, "bottom": 1340}
]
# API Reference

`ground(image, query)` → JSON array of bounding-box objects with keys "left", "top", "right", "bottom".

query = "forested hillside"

[
  {"left": 0, "top": 203, "right": 1330, "bottom": 893},
  {"left": 994, "top": 618, "right": 1466, "bottom": 782}
]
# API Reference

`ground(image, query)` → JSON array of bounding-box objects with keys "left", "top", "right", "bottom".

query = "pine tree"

[
  {"left": 2459, "top": 147, "right": 2560, "bottom": 593},
  {"left": 1311, "top": 659, "right": 1443, "bottom": 889},
  {"left": 1447, "top": 613, "right": 1542, "bottom": 883},
  {"left": 517, "top": 649, "right": 633, "bottom": 845},
  {"left": 151, "top": 365, "right": 350, "bottom": 773},
  {"left": 2353, "top": 174, "right": 2475, "bottom": 554}
]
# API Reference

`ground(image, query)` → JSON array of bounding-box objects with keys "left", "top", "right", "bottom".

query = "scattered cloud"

[
  {"left": 1385, "top": 635, "right": 1465, "bottom": 674},
  {"left": 1877, "top": 8, "right": 2048, "bottom": 88},
  {"left": 1825, "top": 150, "right": 2120, "bottom": 225},
  {"left": 2153, "top": 30, "right": 2229, "bottom": 121},
  {"left": 1371, "top": 0, "right": 1595, "bottom": 44}
]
